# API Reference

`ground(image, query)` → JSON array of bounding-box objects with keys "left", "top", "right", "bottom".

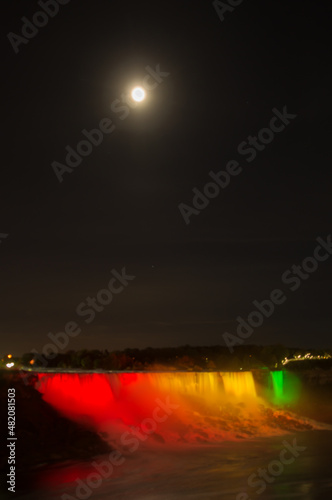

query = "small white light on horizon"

[
  {"left": 131, "top": 86, "right": 145, "bottom": 102},
  {"left": 6, "top": 362, "right": 14, "bottom": 368}
]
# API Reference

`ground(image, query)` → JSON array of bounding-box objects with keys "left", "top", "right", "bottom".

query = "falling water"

[
  {"left": 34, "top": 370, "right": 308, "bottom": 444},
  {"left": 270, "top": 370, "right": 284, "bottom": 403},
  {"left": 222, "top": 371, "right": 257, "bottom": 398}
]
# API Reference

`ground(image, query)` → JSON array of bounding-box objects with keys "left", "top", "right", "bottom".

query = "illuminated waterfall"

[
  {"left": 33, "top": 370, "right": 306, "bottom": 443},
  {"left": 269, "top": 370, "right": 302, "bottom": 405},
  {"left": 222, "top": 372, "right": 257, "bottom": 398},
  {"left": 270, "top": 371, "right": 284, "bottom": 403},
  {"left": 35, "top": 371, "right": 257, "bottom": 417}
]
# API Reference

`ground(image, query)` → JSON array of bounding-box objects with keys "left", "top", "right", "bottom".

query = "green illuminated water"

[
  {"left": 271, "top": 370, "right": 284, "bottom": 403},
  {"left": 269, "top": 370, "right": 301, "bottom": 405}
]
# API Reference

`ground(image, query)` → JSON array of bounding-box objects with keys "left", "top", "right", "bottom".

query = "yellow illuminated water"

[{"left": 147, "top": 371, "right": 257, "bottom": 400}]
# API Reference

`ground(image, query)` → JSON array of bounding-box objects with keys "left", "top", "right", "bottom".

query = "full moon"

[{"left": 131, "top": 86, "right": 146, "bottom": 102}]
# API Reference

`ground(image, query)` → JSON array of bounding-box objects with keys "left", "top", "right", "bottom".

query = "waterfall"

[
  {"left": 33, "top": 370, "right": 305, "bottom": 443},
  {"left": 34, "top": 370, "right": 257, "bottom": 428},
  {"left": 222, "top": 371, "right": 257, "bottom": 399},
  {"left": 270, "top": 371, "right": 284, "bottom": 403}
]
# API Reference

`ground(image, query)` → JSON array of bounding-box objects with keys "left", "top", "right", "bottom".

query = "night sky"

[{"left": 1, "top": 0, "right": 331, "bottom": 355}]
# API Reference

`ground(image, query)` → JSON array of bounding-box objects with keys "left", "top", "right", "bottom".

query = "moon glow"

[{"left": 131, "top": 86, "right": 146, "bottom": 102}]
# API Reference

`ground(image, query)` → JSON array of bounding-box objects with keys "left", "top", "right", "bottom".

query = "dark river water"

[{"left": 16, "top": 430, "right": 332, "bottom": 500}]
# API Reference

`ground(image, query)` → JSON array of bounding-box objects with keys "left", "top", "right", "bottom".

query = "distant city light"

[
  {"left": 6, "top": 362, "right": 14, "bottom": 368},
  {"left": 7, "top": 354, "right": 12, "bottom": 359},
  {"left": 282, "top": 353, "right": 331, "bottom": 365}
]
